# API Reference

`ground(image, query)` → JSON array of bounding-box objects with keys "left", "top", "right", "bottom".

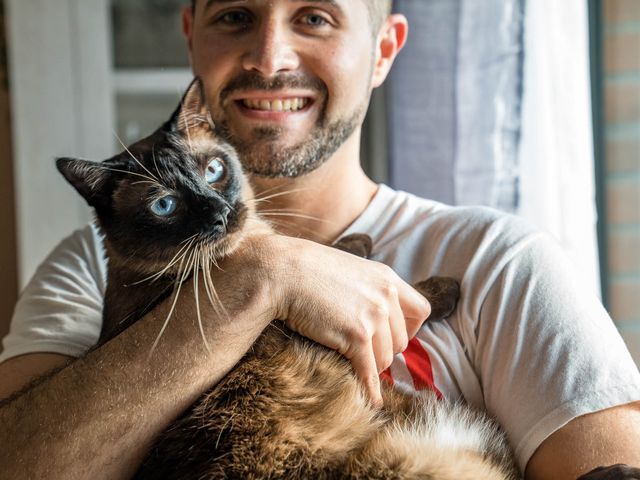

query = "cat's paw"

[
  {"left": 332, "top": 233, "right": 373, "bottom": 259},
  {"left": 577, "top": 464, "right": 640, "bottom": 480},
  {"left": 413, "top": 277, "right": 460, "bottom": 321}
]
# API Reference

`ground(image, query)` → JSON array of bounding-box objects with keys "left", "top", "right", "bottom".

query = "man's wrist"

[{"left": 218, "top": 233, "right": 286, "bottom": 322}]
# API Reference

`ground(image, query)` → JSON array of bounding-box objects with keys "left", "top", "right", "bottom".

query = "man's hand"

[{"left": 260, "top": 235, "right": 431, "bottom": 406}]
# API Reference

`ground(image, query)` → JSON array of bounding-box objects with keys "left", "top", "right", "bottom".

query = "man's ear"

[
  {"left": 371, "top": 14, "right": 409, "bottom": 89},
  {"left": 181, "top": 5, "right": 194, "bottom": 64}
]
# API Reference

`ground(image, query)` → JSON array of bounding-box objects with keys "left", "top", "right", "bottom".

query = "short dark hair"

[{"left": 189, "top": 0, "right": 392, "bottom": 32}]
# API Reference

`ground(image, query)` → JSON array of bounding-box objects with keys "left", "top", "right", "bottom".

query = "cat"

[{"left": 56, "top": 78, "right": 520, "bottom": 479}]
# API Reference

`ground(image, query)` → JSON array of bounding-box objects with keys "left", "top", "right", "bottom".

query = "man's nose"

[{"left": 241, "top": 19, "right": 299, "bottom": 76}]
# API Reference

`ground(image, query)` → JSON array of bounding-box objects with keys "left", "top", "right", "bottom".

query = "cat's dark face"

[{"left": 57, "top": 79, "right": 253, "bottom": 275}]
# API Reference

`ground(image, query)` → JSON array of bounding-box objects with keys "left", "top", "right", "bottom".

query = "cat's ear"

[
  {"left": 168, "top": 77, "right": 215, "bottom": 135},
  {"left": 56, "top": 157, "right": 111, "bottom": 210}
]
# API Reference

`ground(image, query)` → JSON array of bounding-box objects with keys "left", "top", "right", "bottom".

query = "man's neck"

[{"left": 248, "top": 136, "right": 378, "bottom": 245}]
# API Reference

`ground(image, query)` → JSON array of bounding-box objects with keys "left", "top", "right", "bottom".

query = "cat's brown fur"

[{"left": 58, "top": 79, "right": 520, "bottom": 480}]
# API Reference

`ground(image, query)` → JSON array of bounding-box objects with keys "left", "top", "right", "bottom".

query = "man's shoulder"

[
  {"left": 26, "top": 221, "right": 107, "bottom": 295},
  {"left": 377, "top": 185, "right": 535, "bottom": 241},
  {"left": 366, "top": 186, "right": 549, "bottom": 279},
  {"left": 47, "top": 221, "right": 106, "bottom": 269}
]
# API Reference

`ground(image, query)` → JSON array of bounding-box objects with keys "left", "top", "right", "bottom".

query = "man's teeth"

[{"left": 242, "top": 98, "right": 309, "bottom": 112}]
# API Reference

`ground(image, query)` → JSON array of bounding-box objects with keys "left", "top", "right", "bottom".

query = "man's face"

[{"left": 185, "top": 0, "right": 379, "bottom": 177}]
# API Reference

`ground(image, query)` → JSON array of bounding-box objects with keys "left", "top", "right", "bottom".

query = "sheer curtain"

[
  {"left": 518, "top": 0, "right": 599, "bottom": 294},
  {"left": 371, "top": 0, "right": 600, "bottom": 293}
]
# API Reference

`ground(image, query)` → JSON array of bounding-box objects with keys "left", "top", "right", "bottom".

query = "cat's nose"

[{"left": 211, "top": 205, "right": 231, "bottom": 229}]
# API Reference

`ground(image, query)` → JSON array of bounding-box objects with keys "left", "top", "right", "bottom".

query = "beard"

[{"left": 211, "top": 72, "right": 367, "bottom": 178}]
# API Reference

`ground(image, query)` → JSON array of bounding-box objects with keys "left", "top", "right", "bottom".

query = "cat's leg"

[
  {"left": 414, "top": 277, "right": 460, "bottom": 321},
  {"left": 577, "top": 464, "right": 640, "bottom": 480},
  {"left": 332, "top": 233, "right": 373, "bottom": 258}
]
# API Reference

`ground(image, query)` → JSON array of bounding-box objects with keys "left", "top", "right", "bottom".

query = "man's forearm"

[{"left": 0, "top": 284, "right": 272, "bottom": 480}]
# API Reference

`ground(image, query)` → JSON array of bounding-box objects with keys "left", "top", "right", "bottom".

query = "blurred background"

[{"left": 0, "top": 0, "right": 638, "bottom": 365}]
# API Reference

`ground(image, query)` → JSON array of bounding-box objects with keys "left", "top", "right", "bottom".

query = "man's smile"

[
  {"left": 240, "top": 97, "right": 310, "bottom": 112},
  {"left": 228, "top": 91, "right": 317, "bottom": 123}
]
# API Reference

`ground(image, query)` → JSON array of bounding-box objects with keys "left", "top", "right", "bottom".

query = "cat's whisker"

[
  {"left": 180, "top": 232, "right": 201, "bottom": 246},
  {"left": 130, "top": 236, "right": 198, "bottom": 286},
  {"left": 147, "top": 276, "right": 182, "bottom": 361},
  {"left": 131, "top": 180, "right": 159, "bottom": 186},
  {"left": 200, "top": 250, "right": 215, "bottom": 304},
  {"left": 258, "top": 207, "right": 322, "bottom": 216},
  {"left": 147, "top": 245, "right": 196, "bottom": 359},
  {"left": 113, "top": 129, "right": 161, "bottom": 183},
  {"left": 142, "top": 242, "right": 194, "bottom": 284},
  {"left": 154, "top": 236, "right": 199, "bottom": 274},
  {"left": 201, "top": 248, "right": 229, "bottom": 321},
  {"left": 97, "top": 166, "right": 158, "bottom": 184},
  {"left": 209, "top": 251, "right": 221, "bottom": 271},
  {"left": 192, "top": 244, "right": 212, "bottom": 355},
  {"left": 259, "top": 212, "right": 336, "bottom": 224},
  {"left": 151, "top": 144, "right": 162, "bottom": 181},
  {"left": 252, "top": 183, "right": 286, "bottom": 197},
  {"left": 252, "top": 187, "right": 312, "bottom": 204},
  {"left": 253, "top": 184, "right": 309, "bottom": 199}
]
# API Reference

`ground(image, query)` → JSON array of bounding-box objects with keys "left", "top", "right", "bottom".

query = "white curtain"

[
  {"left": 518, "top": 0, "right": 600, "bottom": 294},
  {"left": 379, "top": 0, "right": 600, "bottom": 294}
]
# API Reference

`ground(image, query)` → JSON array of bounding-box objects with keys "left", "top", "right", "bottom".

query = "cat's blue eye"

[
  {"left": 206, "top": 158, "right": 225, "bottom": 184},
  {"left": 150, "top": 195, "right": 177, "bottom": 217}
]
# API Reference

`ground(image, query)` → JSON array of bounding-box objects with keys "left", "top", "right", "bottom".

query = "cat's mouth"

[{"left": 201, "top": 202, "right": 248, "bottom": 244}]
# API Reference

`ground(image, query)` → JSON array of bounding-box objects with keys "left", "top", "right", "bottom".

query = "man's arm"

[
  {"left": 0, "top": 259, "right": 275, "bottom": 480},
  {"left": 525, "top": 401, "right": 640, "bottom": 480},
  {"left": 0, "top": 353, "right": 73, "bottom": 400},
  {"left": 0, "top": 234, "right": 430, "bottom": 480}
]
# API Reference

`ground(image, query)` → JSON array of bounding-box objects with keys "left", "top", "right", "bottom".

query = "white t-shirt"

[{"left": 2, "top": 184, "right": 639, "bottom": 471}]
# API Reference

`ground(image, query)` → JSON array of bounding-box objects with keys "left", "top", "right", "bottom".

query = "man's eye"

[
  {"left": 301, "top": 14, "right": 329, "bottom": 27},
  {"left": 217, "top": 10, "right": 252, "bottom": 26}
]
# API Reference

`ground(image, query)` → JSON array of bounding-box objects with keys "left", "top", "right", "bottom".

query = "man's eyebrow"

[
  {"left": 291, "top": 0, "right": 343, "bottom": 9},
  {"left": 204, "top": 0, "right": 248, "bottom": 12},
  {"left": 203, "top": 0, "right": 343, "bottom": 12}
]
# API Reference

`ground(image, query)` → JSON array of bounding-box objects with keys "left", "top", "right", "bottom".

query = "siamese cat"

[{"left": 57, "top": 78, "right": 525, "bottom": 479}]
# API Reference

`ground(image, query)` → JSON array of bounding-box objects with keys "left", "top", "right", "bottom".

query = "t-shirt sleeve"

[
  {"left": 0, "top": 223, "right": 106, "bottom": 363},
  {"left": 463, "top": 224, "right": 640, "bottom": 471}
]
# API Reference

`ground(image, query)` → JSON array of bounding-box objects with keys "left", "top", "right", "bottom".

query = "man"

[{"left": 0, "top": 1, "right": 639, "bottom": 479}]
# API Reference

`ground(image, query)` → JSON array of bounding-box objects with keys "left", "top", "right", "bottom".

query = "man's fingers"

[
  {"left": 387, "top": 292, "right": 409, "bottom": 354},
  {"left": 348, "top": 342, "right": 383, "bottom": 407},
  {"left": 393, "top": 277, "right": 431, "bottom": 338},
  {"left": 372, "top": 330, "right": 393, "bottom": 374}
]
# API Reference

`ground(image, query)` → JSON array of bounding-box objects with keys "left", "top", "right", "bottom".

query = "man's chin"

[
  {"left": 215, "top": 109, "right": 362, "bottom": 178},
  {"left": 236, "top": 144, "right": 327, "bottom": 178},
  {"left": 240, "top": 127, "right": 308, "bottom": 147}
]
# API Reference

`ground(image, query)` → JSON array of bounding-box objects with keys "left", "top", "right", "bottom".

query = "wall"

[
  {"left": 0, "top": 0, "right": 18, "bottom": 342},
  {"left": 604, "top": 0, "right": 640, "bottom": 364}
]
